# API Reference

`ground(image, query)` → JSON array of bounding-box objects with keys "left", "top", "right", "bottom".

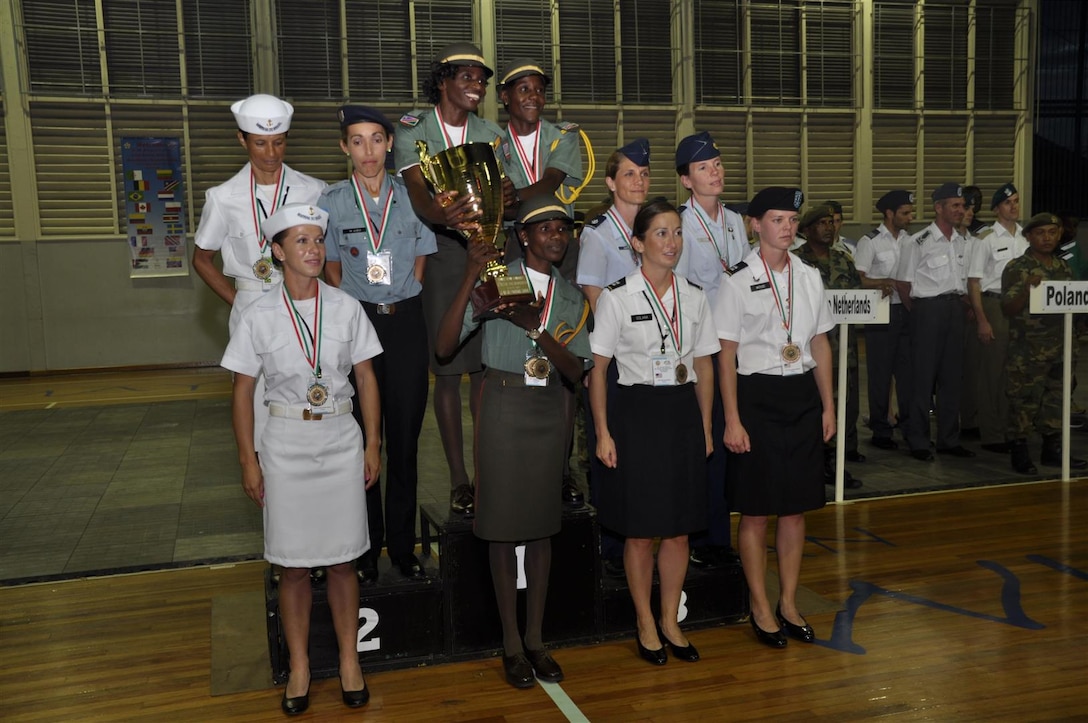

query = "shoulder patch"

[
  {"left": 864, "top": 227, "right": 880, "bottom": 239},
  {"left": 587, "top": 214, "right": 607, "bottom": 229},
  {"left": 556, "top": 121, "right": 579, "bottom": 133},
  {"left": 914, "top": 229, "right": 932, "bottom": 246},
  {"left": 725, "top": 260, "right": 748, "bottom": 277},
  {"left": 678, "top": 204, "right": 689, "bottom": 213},
  {"left": 606, "top": 278, "right": 627, "bottom": 291},
  {"left": 399, "top": 113, "right": 420, "bottom": 127},
  {"left": 976, "top": 227, "right": 994, "bottom": 239}
]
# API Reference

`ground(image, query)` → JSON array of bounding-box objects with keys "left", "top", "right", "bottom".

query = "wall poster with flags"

[{"left": 121, "top": 137, "right": 189, "bottom": 278}]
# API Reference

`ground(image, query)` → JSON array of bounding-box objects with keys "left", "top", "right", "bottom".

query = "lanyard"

[
  {"left": 511, "top": 124, "right": 541, "bottom": 184},
  {"left": 689, "top": 196, "right": 728, "bottom": 265},
  {"left": 250, "top": 168, "right": 285, "bottom": 255},
  {"left": 606, "top": 207, "right": 639, "bottom": 266},
  {"left": 759, "top": 251, "right": 793, "bottom": 344},
  {"left": 640, "top": 271, "right": 682, "bottom": 356},
  {"left": 350, "top": 173, "right": 394, "bottom": 254},
  {"left": 282, "top": 284, "right": 323, "bottom": 378},
  {"left": 434, "top": 106, "right": 466, "bottom": 150},
  {"left": 524, "top": 266, "right": 556, "bottom": 335}
]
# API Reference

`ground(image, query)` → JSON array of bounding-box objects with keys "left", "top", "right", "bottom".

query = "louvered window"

[
  {"left": 693, "top": 1, "right": 743, "bottom": 105},
  {"left": 276, "top": 0, "right": 343, "bottom": 100},
  {"left": 345, "top": 1, "right": 413, "bottom": 103},
  {"left": 750, "top": 1, "right": 802, "bottom": 105},
  {"left": 975, "top": 0, "right": 1019, "bottom": 111},
  {"left": 103, "top": 0, "right": 182, "bottom": 96},
  {"left": 618, "top": 0, "right": 672, "bottom": 103},
  {"left": 922, "top": 1, "right": 968, "bottom": 111},
  {"left": 495, "top": 0, "right": 553, "bottom": 82},
  {"left": 873, "top": 1, "right": 914, "bottom": 109},
  {"left": 22, "top": 0, "right": 102, "bottom": 95},
  {"left": 0, "top": 100, "right": 13, "bottom": 237},
  {"left": 412, "top": 0, "right": 475, "bottom": 103},
  {"left": 182, "top": 0, "right": 252, "bottom": 98},
  {"left": 804, "top": 1, "right": 854, "bottom": 108},
  {"left": 557, "top": 0, "right": 616, "bottom": 102}
]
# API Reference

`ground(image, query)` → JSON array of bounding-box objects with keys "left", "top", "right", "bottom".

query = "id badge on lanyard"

[{"left": 651, "top": 355, "right": 677, "bottom": 386}]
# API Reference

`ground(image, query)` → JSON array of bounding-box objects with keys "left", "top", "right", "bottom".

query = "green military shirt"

[
  {"left": 393, "top": 108, "right": 504, "bottom": 176},
  {"left": 793, "top": 242, "right": 860, "bottom": 367},
  {"left": 1001, "top": 250, "right": 1074, "bottom": 362},
  {"left": 500, "top": 121, "right": 583, "bottom": 197}
]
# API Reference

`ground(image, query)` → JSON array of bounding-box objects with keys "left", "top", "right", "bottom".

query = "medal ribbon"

[
  {"left": 606, "top": 207, "right": 639, "bottom": 266},
  {"left": 511, "top": 123, "right": 541, "bottom": 184},
  {"left": 434, "top": 106, "right": 467, "bottom": 150},
  {"left": 524, "top": 267, "right": 556, "bottom": 335},
  {"left": 282, "top": 285, "right": 323, "bottom": 378},
  {"left": 250, "top": 168, "right": 285, "bottom": 254},
  {"left": 759, "top": 251, "right": 793, "bottom": 344},
  {"left": 350, "top": 173, "right": 395, "bottom": 254},
  {"left": 641, "top": 271, "right": 683, "bottom": 356},
  {"left": 689, "top": 196, "right": 728, "bottom": 266}
]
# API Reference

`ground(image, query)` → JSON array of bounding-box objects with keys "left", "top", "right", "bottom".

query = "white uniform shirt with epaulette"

[
  {"left": 576, "top": 208, "right": 640, "bottom": 289},
  {"left": 675, "top": 200, "right": 750, "bottom": 309},
  {"left": 853, "top": 223, "right": 906, "bottom": 305},
  {"left": 713, "top": 249, "right": 835, "bottom": 376},
  {"left": 967, "top": 221, "right": 1027, "bottom": 292},
  {"left": 893, "top": 222, "right": 967, "bottom": 298},
  {"left": 590, "top": 271, "right": 720, "bottom": 386}
]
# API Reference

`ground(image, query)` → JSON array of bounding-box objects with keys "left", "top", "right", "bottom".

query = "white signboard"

[
  {"left": 824, "top": 289, "right": 889, "bottom": 324},
  {"left": 1030, "top": 280, "right": 1088, "bottom": 314}
]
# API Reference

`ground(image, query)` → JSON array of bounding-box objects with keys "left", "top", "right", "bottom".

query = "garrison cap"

[
  {"left": 515, "top": 194, "right": 573, "bottom": 226},
  {"left": 261, "top": 204, "right": 329, "bottom": 240},
  {"left": 231, "top": 94, "right": 293, "bottom": 135},
  {"left": 337, "top": 104, "right": 394, "bottom": 136},
  {"left": 748, "top": 187, "right": 804, "bottom": 219},
  {"left": 499, "top": 58, "right": 550, "bottom": 88},
  {"left": 799, "top": 204, "right": 835, "bottom": 230},
  {"left": 435, "top": 42, "right": 494, "bottom": 78},
  {"left": 674, "top": 131, "right": 720, "bottom": 169},
  {"left": 931, "top": 182, "right": 964, "bottom": 202},
  {"left": 876, "top": 190, "right": 915, "bottom": 213},
  {"left": 1023, "top": 212, "right": 1061, "bottom": 234},
  {"left": 991, "top": 182, "right": 1018, "bottom": 210},
  {"left": 617, "top": 138, "right": 651, "bottom": 167}
]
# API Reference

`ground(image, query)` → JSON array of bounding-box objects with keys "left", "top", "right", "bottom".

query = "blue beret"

[
  {"left": 617, "top": 138, "right": 651, "bottom": 167},
  {"left": 876, "top": 190, "right": 915, "bottom": 213},
  {"left": 338, "top": 105, "right": 394, "bottom": 136},
  {"left": 748, "top": 187, "right": 804, "bottom": 218},
  {"left": 675, "top": 131, "right": 719, "bottom": 169},
  {"left": 990, "top": 182, "right": 1018, "bottom": 210},
  {"left": 931, "top": 182, "right": 963, "bottom": 202}
]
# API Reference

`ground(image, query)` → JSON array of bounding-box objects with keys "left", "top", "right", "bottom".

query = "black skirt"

[
  {"left": 726, "top": 372, "right": 826, "bottom": 516},
  {"left": 597, "top": 384, "right": 707, "bottom": 538}
]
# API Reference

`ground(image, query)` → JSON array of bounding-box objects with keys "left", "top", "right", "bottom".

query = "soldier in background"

[{"left": 1001, "top": 213, "right": 1087, "bottom": 474}]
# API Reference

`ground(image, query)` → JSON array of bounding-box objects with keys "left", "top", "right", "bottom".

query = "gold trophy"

[{"left": 417, "top": 140, "right": 534, "bottom": 318}]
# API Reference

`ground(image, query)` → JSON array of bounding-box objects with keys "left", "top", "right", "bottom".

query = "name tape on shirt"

[
  {"left": 824, "top": 289, "right": 889, "bottom": 325},
  {"left": 1031, "top": 281, "right": 1088, "bottom": 314}
]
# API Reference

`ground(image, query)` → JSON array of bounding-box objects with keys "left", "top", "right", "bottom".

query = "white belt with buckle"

[
  {"left": 267, "top": 399, "right": 353, "bottom": 421},
  {"left": 236, "top": 277, "right": 271, "bottom": 292}
]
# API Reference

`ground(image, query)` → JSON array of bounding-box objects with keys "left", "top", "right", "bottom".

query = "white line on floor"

[{"left": 540, "top": 680, "right": 590, "bottom": 722}]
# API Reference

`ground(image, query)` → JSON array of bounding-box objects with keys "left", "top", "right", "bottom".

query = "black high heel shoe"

[
  {"left": 775, "top": 604, "right": 815, "bottom": 643},
  {"left": 281, "top": 677, "right": 310, "bottom": 716},
  {"left": 339, "top": 674, "right": 370, "bottom": 708},
  {"left": 636, "top": 634, "right": 667, "bottom": 666},
  {"left": 749, "top": 614, "right": 787, "bottom": 648},
  {"left": 658, "top": 623, "right": 700, "bottom": 662}
]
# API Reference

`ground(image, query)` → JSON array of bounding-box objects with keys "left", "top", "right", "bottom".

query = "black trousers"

[
  {"left": 350, "top": 295, "right": 430, "bottom": 561},
  {"left": 864, "top": 303, "right": 912, "bottom": 439},
  {"left": 905, "top": 295, "right": 965, "bottom": 451}
]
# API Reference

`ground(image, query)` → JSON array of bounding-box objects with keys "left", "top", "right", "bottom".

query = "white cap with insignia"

[
  {"left": 261, "top": 204, "right": 328, "bottom": 240},
  {"left": 231, "top": 94, "right": 294, "bottom": 135}
]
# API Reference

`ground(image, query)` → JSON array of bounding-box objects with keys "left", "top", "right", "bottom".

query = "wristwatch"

[{"left": 526, "top": 328, "right": 542, "bottom": 340}]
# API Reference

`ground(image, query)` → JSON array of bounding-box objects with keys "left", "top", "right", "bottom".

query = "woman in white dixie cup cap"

[
  {"left": 193, "top": 94, "right": 327, "bottom": 454},
  {"left": 221, "top": 203, "right": 383, "bottom": 716}
]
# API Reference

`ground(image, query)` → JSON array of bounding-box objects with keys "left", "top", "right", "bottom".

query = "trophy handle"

[{"left": 415, "top": 140, "right": 436, "bottom": 187}]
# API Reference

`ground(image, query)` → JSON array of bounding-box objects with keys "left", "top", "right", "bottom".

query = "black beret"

[
  {"left": 675, "top": 131, "right": 719, "bottom": 169},
  {"left": 748, "top": 187, "right": 804, "bottom": 218},
  {"left": 931, "top": 182, "right": 963, "bottom": 202},
  {"left": 617, "top": 138, "right": 651, "bottom": 167},
  {"left": 876, "top": 190, "right": 915, "bottom": 213},
  {"left": 990, "top": 182, "right": 1018, "bottom": 210},
  {"left": 337, "top": 104, "right": 394, "bottom": 136},
  {"left": 1023, "top": 212, "right": 1060, "bottom": 234}
]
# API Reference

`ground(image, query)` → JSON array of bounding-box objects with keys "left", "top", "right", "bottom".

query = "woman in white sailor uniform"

[
  {"left": 222, "top": 204, "right": 382, "bottom": 715},
  {"left": 193, "top": 94, "right": 326, "bottom": 453},
  {"left": 323, "top": 104, "right": 438, "bottom": 582},
  {"left": 435, "top": 195, "right": 591, "bottom": 689},
  {"left": 713, "top": 187, "right": 836, "bottom": 649},
  {"left": 590, "top": 200, "right": 719, "bottom": 666},
  {"left": 394, "top": 42, "right": 514, "bottom": 516}
]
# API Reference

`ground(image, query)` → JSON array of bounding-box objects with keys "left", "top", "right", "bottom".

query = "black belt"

[
  {"left": 982, "top": 291, "right": 1002, "bottom": 299},
  {"left": 916, "top": 292, "right": 963, "bottom": 302},
  {"left": 361, "top": 295, "right": 421, "bottom": 316}
]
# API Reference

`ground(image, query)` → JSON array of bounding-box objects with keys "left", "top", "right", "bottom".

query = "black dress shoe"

[
  {"left": 450, "top": 483, "right": 475, "bottom": 516},
  {"left": 524, "top": 648, "right": 564, "bottom": 682},
  {"left": 636, "top": 636, "right": 668, "bottom": 665},
  {"left": 602, "top": 556, "right": 625, "bottom": 578},
  {"left": 937, "top": 445, "right": 976, "bottom": 458},
  {"left": 749, "top": 615, "right": 787, "bottom": 648},
  {"left": 845, "top": 450, "right": 866, "bottom": 463},
  {"left": 356, "top": 555, "right": 378, "bottom": 585},
  {"left": 659, "top": 628, "right": 700, "bottom": 662},
  {"left": 775, "top": 604, "right": 815, "bottom": 643},
  {"left": 869, "top": 436, "right": 898, "bottom": 450},
  {"left": 825, "top": 470, "right": 862, "bottom": 489},
  {"left": 980, "top": 442, "right": 1011, "bottom": 454},
  {"left": 911, "top": 449, "right": 934, "bottom": 461},
  {"left": 689, "top": 546, "right": 716, "bottom": 569},
  {"left": 561, "top": 481, "right": 585, "bottom": 508},
  {"left": 339, "top": 676, "right": 370, "bottom": 708},
  {"left": 391, "top": 554, "right": 424, "bottom": 579},
  {"left": 502, "top": 653, "right": 536, "bottom": 688},
  {"left": 281, "top": 679, "right": 310, "bottom": 716}
]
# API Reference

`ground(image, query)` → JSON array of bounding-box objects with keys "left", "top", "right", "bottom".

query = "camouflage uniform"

[{"left": 1001, "top": 251, "right": 1073, "bottom": 439}]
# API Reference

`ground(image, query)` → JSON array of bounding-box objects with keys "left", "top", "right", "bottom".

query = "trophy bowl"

[{"left": 417, "top": 140, "right": 535, "bottom": 318}]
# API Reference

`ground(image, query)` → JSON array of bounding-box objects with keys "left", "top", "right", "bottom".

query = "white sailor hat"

[
  {"left": 261, "top": 204, "right": 328, "bottom": 240},
  {"left": 231, "top": 94, "right": 294, "bottom": 135}
]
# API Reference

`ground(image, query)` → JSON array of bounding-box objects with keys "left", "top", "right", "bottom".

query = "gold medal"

[
  {"left": 366, "top": 263, "right": 387, "bottom": 284},
  {"left": 782, "top": 343, "right": 801, "bottom": 363},
  {"left": 524, "top": 356, "right": 552, "bottom": 380},
  {"left": 253, "top": 257, "right": 274, "bottom": 281},
  {"left": 306, "top": 382, "right": 329, "bottom": 407},
  {"left": 675, "top": 363, "right": 688, "bottom": 384}
]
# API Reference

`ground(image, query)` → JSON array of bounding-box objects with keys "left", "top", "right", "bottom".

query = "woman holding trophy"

[
  {"left": 395, "top": 42, "right": 516, "bottom": 518},
  {"left": 435, "top": 195, "right": 592, "bottom": 689}
]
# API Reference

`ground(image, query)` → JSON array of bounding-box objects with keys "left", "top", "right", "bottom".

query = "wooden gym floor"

[{"left": 2, "top": 479, "right": 1085, "bottom": 721}]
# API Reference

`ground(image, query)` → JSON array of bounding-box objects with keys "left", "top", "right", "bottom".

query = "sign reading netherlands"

[
  {"left": 1030, "top": 281, "right": 1088, "bottom": 314},
  {"left": 824, "top": 289, "right": 889, "bottom": 324}
]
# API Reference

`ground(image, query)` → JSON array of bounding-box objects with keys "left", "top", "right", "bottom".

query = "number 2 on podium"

[{"left": 356, "top": 607, "right": 380, "bottom": 652}]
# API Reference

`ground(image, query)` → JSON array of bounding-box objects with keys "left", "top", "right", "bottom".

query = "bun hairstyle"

[{"left": 632, "top": 199, "right": 680, "bottom": 240}]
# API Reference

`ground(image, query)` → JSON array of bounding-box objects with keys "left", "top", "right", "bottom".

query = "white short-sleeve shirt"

[
  {"left": 967, "top": 222, "right": 1027, "bottom": 292},
  {"left": 893, "top": 222, "right": 968, "bottom": 298},
  {"left": 676, "top": 199, "right": 750, "bottom": 309},
  {"left": 576, "top": 208, "right": 640, "bottom": 289},
  {"left": 590, "top": 271, "right": 720, "bottom": 386},
  {"left": 714, "top": 248, "right": 835, "bottom": 376},
  {"left": 853, "top": 223, "right": 906, "bottom": 305}
]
